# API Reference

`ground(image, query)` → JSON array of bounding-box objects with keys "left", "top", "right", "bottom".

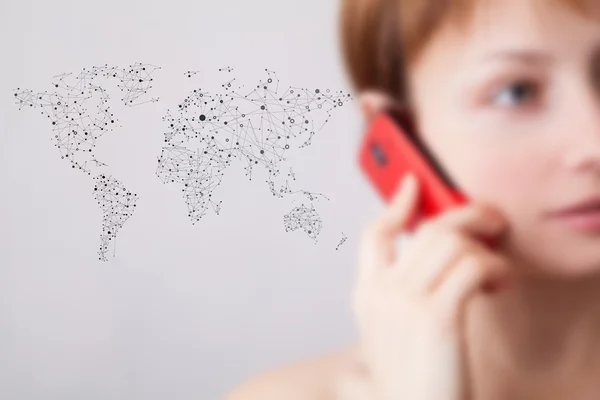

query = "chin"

[{"left": 540, "top": 258, "right": 600, "bottom": 280}]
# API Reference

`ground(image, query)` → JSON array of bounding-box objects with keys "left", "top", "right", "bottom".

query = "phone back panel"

[{"left": 358, "top": 111, "right": 468, "bottom": 226}]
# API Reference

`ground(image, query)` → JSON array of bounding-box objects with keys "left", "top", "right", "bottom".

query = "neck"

[{"left": 470, "top": 271, "right": 600, "bottom": 374}]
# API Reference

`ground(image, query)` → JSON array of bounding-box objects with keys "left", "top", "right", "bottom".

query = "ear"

[{"left": 358, "top": 90, "right": 395, "bottom": 123}]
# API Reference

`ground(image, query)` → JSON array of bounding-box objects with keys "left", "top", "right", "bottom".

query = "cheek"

[
  {"left": 412, "top": 85, "right": 554, "bottom": 214},
  {"left": 452, "top": 146, "right": 541, "bottom": 202},
  {"left": 421, "top": 122, "right": 549, "bottom": 210}
]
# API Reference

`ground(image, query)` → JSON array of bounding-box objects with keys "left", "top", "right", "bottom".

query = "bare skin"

[{"left": 226, "top": 0, "right": 600, "bottom": 399}]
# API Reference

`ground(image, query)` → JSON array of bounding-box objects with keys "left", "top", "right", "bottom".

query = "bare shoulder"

[{"left": 224, "top": 343, "right": 372, "bottom": 400}]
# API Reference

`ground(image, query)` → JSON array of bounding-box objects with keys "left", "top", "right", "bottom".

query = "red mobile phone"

[{"left": 358, "top": 108, "right": 468, "bottom": 232}]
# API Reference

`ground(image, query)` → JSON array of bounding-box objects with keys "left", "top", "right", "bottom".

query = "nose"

[{"left": 562, "top": 90, "right": 600, "bottom": 173}]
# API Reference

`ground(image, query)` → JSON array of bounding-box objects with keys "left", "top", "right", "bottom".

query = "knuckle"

[
  {"left": 462, "top": 253, "right": 486, "bottom": 276},
  {"left": 471, "top": 202, "right": 489, "bottom": 215},
  {"left": 444, "top": 231, "right": 466, "bottom": 253},
  {"left": 471, "top": 202, "right": 493, "bottom": 216},
  {"left": 475, "top": 203, "right": 505, "bottom": 224},
  {"left": 462, "top": 252, "right": 501, "bottom": 279},
  {"left": 460, "top": 203, "right": 488, "bottom": 224},
  {"left": 416, "top": 219, "right": 437, "bottom": 237},
  {"left": 489, "top": 254, "right": 508, "bottom": 271}
]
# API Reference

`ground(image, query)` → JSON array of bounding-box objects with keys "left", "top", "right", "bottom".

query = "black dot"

[
  {"left": 200, "top": 115, "right": 206, "bottom": 121},
  {"left": 260, "top": 150, "right": 264, "bottom": 154},
  {"left": 261, "top": 106, "right": 265, "bottom": 110},
  {"left": 315, "top": 89, "right": 320, "bottom": 93}
]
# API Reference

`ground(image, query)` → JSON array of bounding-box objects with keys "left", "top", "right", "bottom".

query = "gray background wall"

[{"left": 0, "top": 0, "right": 383, "bottom": 398}]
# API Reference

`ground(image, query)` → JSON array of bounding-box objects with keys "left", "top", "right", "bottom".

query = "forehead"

[
  {"left": 406, "top": 0, "right": 600, "bottom": 109},
  {"left": 428, "top": 0, "right": 600, "bottom": 61}
]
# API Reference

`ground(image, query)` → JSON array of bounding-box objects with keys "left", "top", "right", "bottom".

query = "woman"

[{"left": 227, "top": 0, "right": 600, "bottom": 398}]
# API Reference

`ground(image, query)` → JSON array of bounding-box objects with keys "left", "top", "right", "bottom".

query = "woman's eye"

[{"left": 491, "top": 81, "right": 539, "bottom": 107}]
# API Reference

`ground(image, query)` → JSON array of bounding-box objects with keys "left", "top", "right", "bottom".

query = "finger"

[
  {"left": 394, "top": 203, "right": 507, "bottom": 282},
  {"left": 400, "top": 230, "right": 474, "bottom": 294},
  {"left": 376, "top": 173, "right": 420, "bottom": 237},
  {"left": 361, "top": 173, "right": 420, "bottom": 270},
  {"left": 433, "top": 251, "right": 511, "bottom": 325},
  {"left": 429, "top": 203, "right": 508, "bottom": 242}
]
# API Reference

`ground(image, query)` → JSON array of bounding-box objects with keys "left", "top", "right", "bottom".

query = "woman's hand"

[{"left": 352, "top": 172, "right": 512, "bottom": 400}]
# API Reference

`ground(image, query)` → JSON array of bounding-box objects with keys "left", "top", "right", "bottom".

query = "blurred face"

[{"left": 407, "top": 0, "right": 600, "bottom": 278}]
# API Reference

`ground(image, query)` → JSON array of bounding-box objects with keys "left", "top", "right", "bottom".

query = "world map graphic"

[{"left": 12, "top": 63, "right": 352, "bottom": 261}]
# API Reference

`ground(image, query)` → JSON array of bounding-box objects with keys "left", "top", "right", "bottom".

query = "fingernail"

[{"left": 403, "top": 173, "right": 416, "bottom": 186}]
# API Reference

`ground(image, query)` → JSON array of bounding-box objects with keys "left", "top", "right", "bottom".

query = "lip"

[{"left": 546, "top": 195, "right": 600, "bottom": 233}]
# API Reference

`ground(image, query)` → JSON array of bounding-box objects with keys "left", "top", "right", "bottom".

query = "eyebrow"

[{"left": 480, "top": 49, "right": 555, "bottom": 65}]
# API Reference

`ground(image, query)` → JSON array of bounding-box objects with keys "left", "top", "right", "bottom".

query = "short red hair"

[{"left": 338, "top": 0, "right": 595, "bottom": 105}]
